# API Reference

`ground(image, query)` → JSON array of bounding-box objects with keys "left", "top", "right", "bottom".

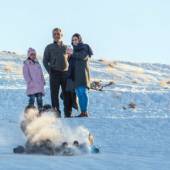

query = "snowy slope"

[{"left": 0, "top": 51, "right": 170, "bottom": 170}]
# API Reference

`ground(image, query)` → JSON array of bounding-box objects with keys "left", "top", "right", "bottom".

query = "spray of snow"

[{"left": 22, "top": 108, "right": 90, "bottom": 147}]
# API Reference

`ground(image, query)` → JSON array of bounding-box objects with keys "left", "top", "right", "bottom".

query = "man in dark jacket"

[{"left": 43, "top": 28, "right": 70, "bottom": 117}]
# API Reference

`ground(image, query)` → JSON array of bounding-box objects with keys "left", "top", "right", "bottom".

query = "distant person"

[
  {"left": 23, "top": 48, "right": 45, "bottom": 112},
  {"left": 62, "top": 45, "right": 79, "bottom": 117},
  {"left": 70, "top": 33, "right": 93, "bottom": 117},
  {"left": 43, "top": 27, "right": 70, "bottom": 117}
]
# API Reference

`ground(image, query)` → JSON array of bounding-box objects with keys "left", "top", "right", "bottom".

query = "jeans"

[
  {"left": 28, "top": 93, "right": 43, "bottom": 111},
  {"left": 75, "top": 86, "right": 89, "bottom": 113}
]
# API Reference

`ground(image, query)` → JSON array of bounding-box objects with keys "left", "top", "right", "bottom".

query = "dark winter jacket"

[
  {"left": 43, "top": 41, "right": 68, "bottom": 73},
  {"left": 72, "top": 43, "right": 93, "bottom": 89},
  {"left": 67, "top": 56, "right": 75, "bottom": 80}
]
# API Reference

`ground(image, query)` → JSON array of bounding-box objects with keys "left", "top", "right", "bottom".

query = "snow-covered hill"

[{"left": 0, "top": 51, "right": 170, "bottom": 170}]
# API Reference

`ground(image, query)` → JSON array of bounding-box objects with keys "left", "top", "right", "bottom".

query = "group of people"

[{"left": 23, "top": 27, "right": 93, "bottom": 118}]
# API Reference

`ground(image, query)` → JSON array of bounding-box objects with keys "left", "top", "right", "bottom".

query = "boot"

[{"left": 76, "top": 112, "right": 88, "bottom": 117}]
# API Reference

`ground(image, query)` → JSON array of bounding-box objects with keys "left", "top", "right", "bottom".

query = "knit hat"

[{"left": 27, "top": 48, "right": 36, "bottom": 57}]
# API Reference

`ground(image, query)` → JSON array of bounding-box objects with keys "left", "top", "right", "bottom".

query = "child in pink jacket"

[{"left": 23, "top": 48, "right": 45, "bottom": 112}]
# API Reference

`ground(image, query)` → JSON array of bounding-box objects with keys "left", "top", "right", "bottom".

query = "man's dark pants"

[{"left": 49, "top": 69, "right": 71, "bottom": 117}]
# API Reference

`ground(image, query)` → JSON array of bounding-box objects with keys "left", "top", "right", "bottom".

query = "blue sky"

[{"left": 0, "top": 0, "right": 170, "bottom": 63}]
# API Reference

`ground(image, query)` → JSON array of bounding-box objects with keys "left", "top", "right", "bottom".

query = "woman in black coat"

[{"left": 69, "top": 33, "right": 93, "bottom": 117}]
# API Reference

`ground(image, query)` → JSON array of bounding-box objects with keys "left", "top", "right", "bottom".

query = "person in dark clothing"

[
  {"left": 43, "top": 28, "right": 70, "bottom": 117},
  {"left": 59, "top": 51, "right": 79, "bottom": 117},
  {"left": 70, "top": 33, "right": 93, "bottom": 117},
  {"left": 66, "top": 50, "right": 79, "bottom": 117}
]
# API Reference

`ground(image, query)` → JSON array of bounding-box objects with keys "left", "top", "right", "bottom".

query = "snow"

[{"left": 0, "top": 52, "right": 170, "bottom": 170}]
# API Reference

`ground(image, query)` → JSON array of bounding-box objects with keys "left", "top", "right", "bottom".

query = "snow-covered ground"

[{"left": 0, "top": 51, "right": 170, "bottom": 170}]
